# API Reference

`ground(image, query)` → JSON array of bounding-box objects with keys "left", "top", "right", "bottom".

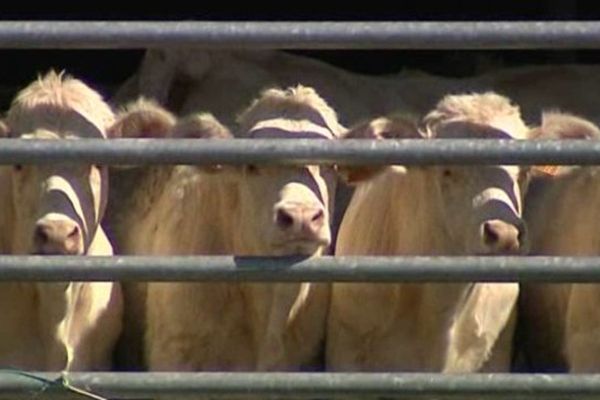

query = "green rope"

[
  {"left": 60, "top": 372, "right": 107, "bottom": 400},
  {"left": 0, "top": 368, "right": 107, "bottom": 400}
]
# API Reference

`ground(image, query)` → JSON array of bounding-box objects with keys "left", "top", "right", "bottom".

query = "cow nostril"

[
  {"left": 517, "top": 227, "right": 526, "bottom": 244},
  {"left": 311, "top": 209, "right": 324, "bottom": 223},
  {"left": 481, "top": 220, "right": 522, "bottom": 253},
  {"left": 34, "top": 226, "right": 49, "bottom": 244},
  {"left": 483, "top": 222, "right": 500, "bottom": 246},
  {"left": 276, "top": 209, "right": 295, "bottom": 229},
  {"left": 67, "top": 226, "right": 79, "bottom": 239}
]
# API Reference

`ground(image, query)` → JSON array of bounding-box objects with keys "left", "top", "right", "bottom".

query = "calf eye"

[
  {"left": 13, "top": 164, "right": 22, "bottom": 172},
  {"left": 245, "top": 164, "right": 259, "bottom": 175},
  {"left": 442, "top": 169, "right": 452, "bottom": 178}
]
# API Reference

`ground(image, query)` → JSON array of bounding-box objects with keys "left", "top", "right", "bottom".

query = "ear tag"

[{"left": 532, "top": 165, "right": 561, "bottom": 176}]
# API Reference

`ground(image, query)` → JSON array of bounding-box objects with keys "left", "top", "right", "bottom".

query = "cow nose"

[
  {"left": 481, "top": 219, "right": 523, "bottom": 254},
  {"left": 34, "top": 219, "right": 81, "bottom": 255},
  {"left": 275, "top": 203, "right": 326, "bottom": 237}
]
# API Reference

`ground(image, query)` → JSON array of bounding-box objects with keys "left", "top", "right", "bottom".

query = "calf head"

[
  {"left": 3, "top": 72, "right": 114, "bottom": 255},
  {"left": 230, "top": 86, "right": 347, "bottom": 256},
  {"left": 340, "top": 92, "right": 531, "bottom": 255},
  {"left": 422, "top": 92, "right": 530, "bottom": 254}
]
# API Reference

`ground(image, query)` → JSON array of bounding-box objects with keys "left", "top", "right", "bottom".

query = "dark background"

[
  {"left": 0, "top": 1, "right": 591, "bottom": 21},
  {"left": 0, "top": 1, "right": 598, "bottom": 106}
]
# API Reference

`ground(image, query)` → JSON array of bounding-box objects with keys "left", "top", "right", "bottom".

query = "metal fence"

[
  {"left": 3, "top": 255, "right": 600, "bottom": 283},
  {"left": 2, "top": 20, "right": 600, "bottom": 400},
  {"left": 5, "top": 372, "right": 600, "bottom": 400},
  {"left": 2, "top": 21, "right": 600, "bottom": 49},
  {"left": 2, "top": 138, "right": 600, "bottom": 166}
]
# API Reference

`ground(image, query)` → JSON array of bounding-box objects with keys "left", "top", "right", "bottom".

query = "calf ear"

[
  {"left": 338, "top": 116, "right": 421, "bottom": 184},
  {"left": 533, "top": 111, "right": 600, "bottom": 141},
  {"left": 173, "top": 113, "right": 232, "bottom": 139},
  {"left": 108, "top": 97, "right": 176, "bottom": 139},
  {"left": 530, "top": 165, "right": 570, "bottom": 178},
  {"left": 173, "top": 113, "right": 233, "bottom": 173},
  {"left": 530, "top": 163, "right": 584, "bottom": 180},
  {"left": 528, "top": 112, "right": 600, "bottom": 179}
]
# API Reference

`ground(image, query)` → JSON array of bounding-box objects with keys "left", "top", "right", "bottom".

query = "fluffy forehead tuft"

[
  {"left": 424, "top": 92, "right": 528, "bottom": 139},
  {"left": 118, "top": 97, "right": 172, "bottom": 119},
  {"left": 174, "top": 113, "right": 231, "bottom": 139},
  {"left": 237, "top": 85, "right": 345, "bottom": 137},
  {"left": 6, "top": 70, "right": 114, "bottom": 138},
  {"left": 112, "top": 97, "right": 176, "bottom": 138}
]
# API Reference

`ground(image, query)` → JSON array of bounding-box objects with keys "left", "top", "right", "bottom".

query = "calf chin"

[{"left": 271, "top": 239, "right": 330, "bottom": 257}]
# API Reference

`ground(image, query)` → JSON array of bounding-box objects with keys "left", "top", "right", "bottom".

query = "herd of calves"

[{"left": 2, "top": 48, "right": 600, "bottom": 376}]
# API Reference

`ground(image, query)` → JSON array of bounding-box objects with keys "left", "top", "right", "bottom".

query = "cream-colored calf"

[
  {"left": 327, "top": 92, "right": 530, "bottom": 372},
  {"left": 0, "top": 71, "right": 122, "bottom": 371},
  {"left": 107, "top": 86, "right": 396, "bottom": 372},
  {"left": 519, "top": 112, "right": 600, "bottom": 372}
]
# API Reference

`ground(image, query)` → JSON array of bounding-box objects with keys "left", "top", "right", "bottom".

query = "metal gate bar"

[
  {"left": 1, "top": 255, "right": 600, "bottom": 282},
  {"left": 2, "top": 372, "right": 600, "bottom": 400},
  {"left": 0, "top": 138, "right": 599, "bottom": 166},
  {"left": 1, "top": 21, "right": 600, "bottom": 49}
]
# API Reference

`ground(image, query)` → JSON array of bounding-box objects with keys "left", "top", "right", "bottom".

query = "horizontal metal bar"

[
  {"left": 2, "top": 21, "right": 600, "bottom": 49},
  {"left": 1, "top": 138, "right": 600, "bottom": 166},
  {"left": 2, "top": 255, "right": 600, "bottom": 282},
  {"left": 1, "top": 372, "right": 600, "bottom": 399}
]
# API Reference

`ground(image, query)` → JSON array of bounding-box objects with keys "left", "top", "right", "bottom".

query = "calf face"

[
  {"left": 423, "top": 92, "right": 532, "bottom": 255},
  {"left": 435, "top": 166, "right": 526, "bottom": 254},
  {"left": 7, "top": 128, "right": 107, "bottom": 256},
  {"left": 234, "top": 162, "right": 336, "bottom": 255},
  {"left": 3, "top": 73, "right": 113, "bottom": 255},
  {"left": 341, "top": 93, "right": 531, "bottom": 256},
  {"left": 230, "top": 86, "right": 345, "bottom": 256},
  {"left": 115, "top": 95, "right": 338, "bottom": 257}
]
